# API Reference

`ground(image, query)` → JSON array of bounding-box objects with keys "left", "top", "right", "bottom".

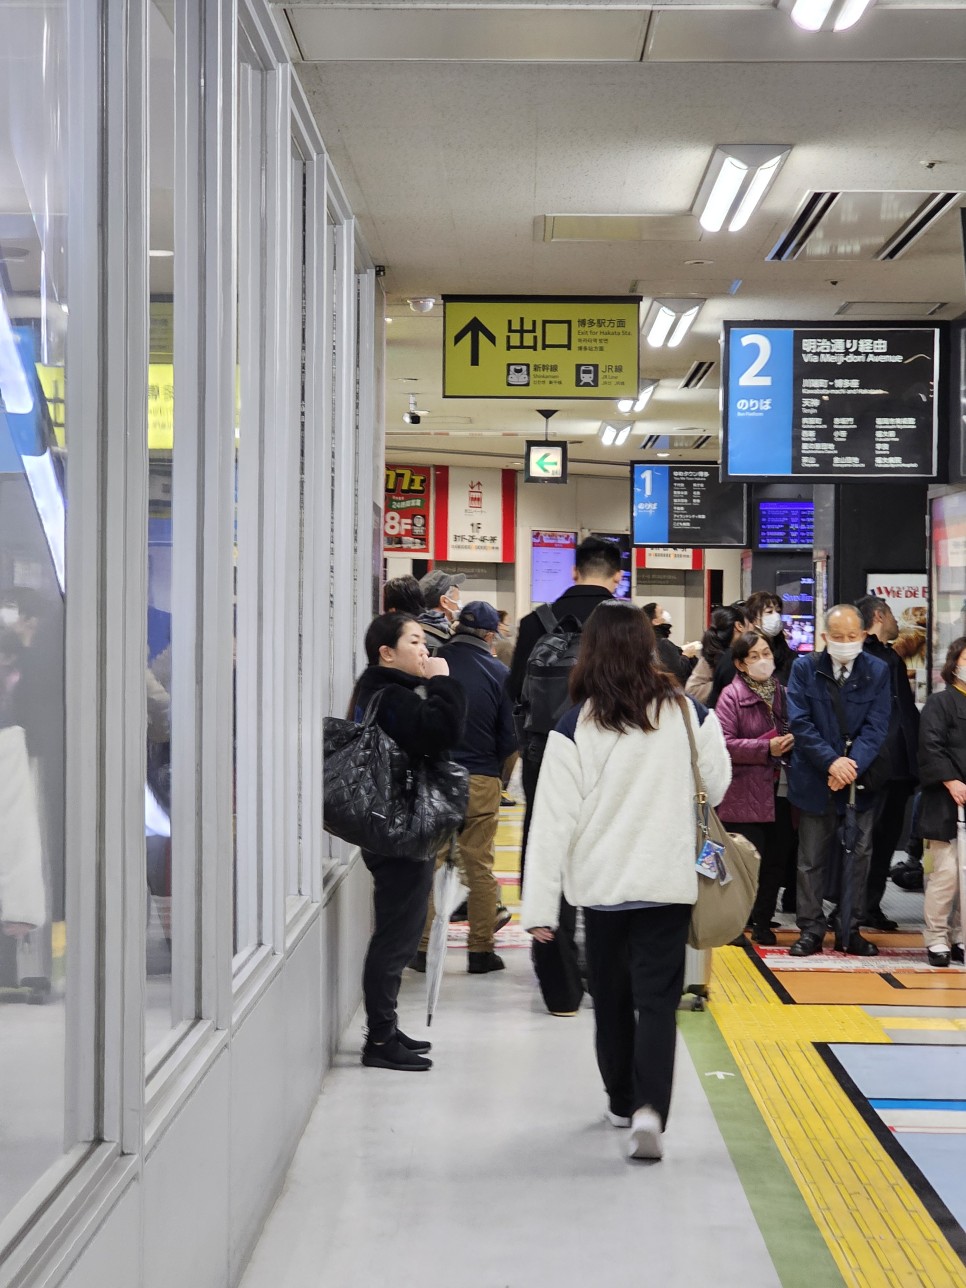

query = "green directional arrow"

[{"left": 536, "top": 452, "right": 556, "bottom": 473}]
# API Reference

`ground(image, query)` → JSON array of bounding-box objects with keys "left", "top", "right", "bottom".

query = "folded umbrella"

[
  {"left": 836, "top": 782, "right": 859, "bottom": 950},
  {"left": 426, "top": 834, "right": 468, "bottom": 1027}
]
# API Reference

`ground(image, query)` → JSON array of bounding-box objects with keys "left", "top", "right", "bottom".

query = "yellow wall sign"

[{"left": 443, "top": 296, "right": 640, "bottom": 399}]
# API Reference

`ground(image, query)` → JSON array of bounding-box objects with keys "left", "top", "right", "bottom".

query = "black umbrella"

[{"left": 836, "top": 781, "right": 859, "bottom": 950}]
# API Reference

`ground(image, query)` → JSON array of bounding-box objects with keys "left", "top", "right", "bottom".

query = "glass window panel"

[
  {"left": 289, "top": 141, "right": 306, "bottom": 907},
  {"left": 0, "top": 0, "right": 71, "bottom": 1224},
  {"left": 145, "top": 0, "right": 176, "bottom": 1066}
]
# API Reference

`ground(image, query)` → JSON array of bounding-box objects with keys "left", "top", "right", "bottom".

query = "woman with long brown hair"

[{"left": 521, "top": 601, "right": 730, "bottom": 1161}]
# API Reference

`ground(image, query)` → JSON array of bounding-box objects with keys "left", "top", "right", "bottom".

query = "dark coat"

[
  {"left": 352, "top": 667, "right": 466, "bottom": 762},
  {"left": 508, "top": 584, "right": 613, "bottom": 704},
  {"left": 785, "top": 649, "right": 890, "bottom": 815},
  {"left": 863, "top": 634, "right": 920, "bottom": 780},
  {"left": 708, "top": 647, "right": 737, "bottom": 709},
  {"left": 917, "top": 685, "right": 966, "bottom": 841},
  {"left": 768, "top": 631, "right": 796, "bottom": 686},
  {"left": 715, "top": 675, "right": 786, "bottom": 824},
  {"left": 438, "top": 633, "right": 517, "bottom": 778},
  {"left": 654, "top": 626, "right": 695, "bottom": 684}
]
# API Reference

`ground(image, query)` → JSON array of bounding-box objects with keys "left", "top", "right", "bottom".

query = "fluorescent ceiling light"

[
  {"left": 642, "top": 300, "right": 704, "bottom": 350},
  {"left": 600, "top": 423, "right": 618, "bottom": 447},
  {"left": 616, "top": 398, "right": 634, "bottom": 414},
  {"left": 616, "top": 381, "right": 657, "bottom": 415},
  {"left": 694, "top": 146, "right": 790, "bottom": 234},
  {"left": 149, "top": 248, "right": 174, "bottom": 258},
  {"left": 614, "top": 424, "right": 632, "bottom": 448},
  {"left": 598, "top": 420, "right": 633, "bottom": 448},
  {"left": 783, "top": 0, "right": 875, "bottom": 32}
]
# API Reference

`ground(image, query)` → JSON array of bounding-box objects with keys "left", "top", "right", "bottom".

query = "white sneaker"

[
  {"left": 627, "top": 1107, "right": 663, "bottom": 1160},
  {"left": 605, "top": 1109, "right": 631, "bottom": 1128}
]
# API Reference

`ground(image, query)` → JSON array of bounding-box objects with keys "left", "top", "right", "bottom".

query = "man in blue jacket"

[
  {"left": 786, "top": 604, "right": 891, "bottom": 957},
  {"left": 416, "top": 601, "right": 517, "bottom": 974}
]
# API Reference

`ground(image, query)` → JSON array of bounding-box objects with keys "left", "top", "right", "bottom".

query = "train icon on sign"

[
  {"left": 507, "top": 363, "right": 530, "bottom": 386},
  {"left": 576, "top": 364, "right": 599, "bottom": 387}
]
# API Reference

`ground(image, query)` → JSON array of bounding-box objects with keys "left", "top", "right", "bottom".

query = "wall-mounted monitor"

[
  {"left": 530, "top": 530, "right": 576, "bottom": 604},
  {"left": 756, "top": 498, "right": 814, "bottom": 549},
  {"left": 722, "top": 322, "right": 941, "bottom": 481},
  {"left": 776, "top": 569, "right": 816, "bottom": 654},
  {"left": 587, "top": 531, "right": 631, "bottom": 600}
]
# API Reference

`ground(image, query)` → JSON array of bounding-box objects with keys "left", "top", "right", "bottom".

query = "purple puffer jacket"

[{"left": 715, "top": 675, "right": 785, "bottom": 823}]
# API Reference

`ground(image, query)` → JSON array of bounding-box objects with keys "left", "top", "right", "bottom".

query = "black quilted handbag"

[{"left": 323, "top": 694, "right": 469, "bottom": 859}]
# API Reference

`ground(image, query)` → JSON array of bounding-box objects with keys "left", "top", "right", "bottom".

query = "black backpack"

[{"left": 515, "top": 603, "right": 584, "bottom": 742}]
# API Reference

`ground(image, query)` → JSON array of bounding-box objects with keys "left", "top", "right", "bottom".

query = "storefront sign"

[
  {"left": 442, "top": 296, "right": 640, "bottom": 399},
  {"left": 866, "top": 572, "right": 928, "bottom": 702},
  {"left": 383, "top": 464, "right": 431, "bottom": 553},
  {"left": 631, "top": 464, "right": 747, "bottom": 548},
  {"left": 435, "top": 465, "right": 515, "bottom": 562},
  {"left": 722, "top": 323, "right": 940, "bottom": 480}
]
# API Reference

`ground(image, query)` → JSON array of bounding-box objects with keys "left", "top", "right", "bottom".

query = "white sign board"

[
  {"left": 644, "top": 547, "right": 694, "bottom": 569},
  {"left": 447, "top": 467, "right": 505, "bottom": 561}
]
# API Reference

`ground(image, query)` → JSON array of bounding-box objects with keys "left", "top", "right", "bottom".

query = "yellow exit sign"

[{"left": 443, "top": 296, "right": 640, "bottom": 399}]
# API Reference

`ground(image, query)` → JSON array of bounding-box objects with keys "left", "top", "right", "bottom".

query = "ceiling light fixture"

[
  {"left": 407, "top": 297, "right": 436, "bottom": 314},
  {"left": 149, "top": 248, "right": 174, "bottom": 258},
  {"left": 598, "top": 420, "right": 633, "bottom": 448},
  {"left": 642, "top": 300, "right": 704, "bottom": 350},
  {"left": 617, "top": 379, "right": 658, "bottom": 415},
  {"left": 694, "top": 146, "right": 790, "bottom": 233},
  {"left": 780, "top": 0, "right": 876, "bottom": 32}
]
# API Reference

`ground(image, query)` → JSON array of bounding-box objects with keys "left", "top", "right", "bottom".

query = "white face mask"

[
  {"left": 760, "top": 611, "right": 782, "bottom": 638},
  {"left": 955, "top": 665, "right": 966, "bottom": 685},
  {"left": 826, "top": 638, "right": 864, "bottom": 666},
  {"left": 0, "top": 606, "right": 18, "bottom": 628},
  {"left": 746, "top": 654, "right": 776, "bottom": 682},
  {"left": 660, "top": 610, "right": 672, "bottom": 626}
]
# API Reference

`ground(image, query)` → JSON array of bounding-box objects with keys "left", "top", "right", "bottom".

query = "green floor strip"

[{"left": 679, "top": 1009, "right": 846, "bottom": 1288}]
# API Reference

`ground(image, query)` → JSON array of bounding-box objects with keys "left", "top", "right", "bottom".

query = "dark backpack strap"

[{"left": 534, "top": 603, "right": 558, "bottom": 635}]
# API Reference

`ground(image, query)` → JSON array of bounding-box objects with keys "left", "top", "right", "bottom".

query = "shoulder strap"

[
  {"left": 675, "top": 693, "right": 707, "bottom": 802},
  {"left": 535, "top": 603, "right": 558, "bottom": 634}
]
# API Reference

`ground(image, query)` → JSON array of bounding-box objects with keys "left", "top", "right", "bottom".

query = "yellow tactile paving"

[
  {"left": 709, "top": 950, "right": 966, "bottom": 1287},
  {"left": 709, "top": 943, "right": 783, "bottom": 1006}
]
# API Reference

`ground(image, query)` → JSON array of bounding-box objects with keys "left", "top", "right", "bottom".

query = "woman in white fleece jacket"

[{"left": 521, "top": 601, "right": 730, "bottom": 1161}]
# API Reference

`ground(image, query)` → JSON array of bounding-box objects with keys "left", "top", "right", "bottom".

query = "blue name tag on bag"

[{"left": 696, "top": 839, "right": 733, "bottom": 886}]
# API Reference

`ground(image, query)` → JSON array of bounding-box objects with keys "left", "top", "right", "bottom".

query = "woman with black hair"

[
  {"left": 351, "top": 613, "right": 466, "bottom": 1071},
  {"left": 521, "top": 601, "right": 730, "bottom": 1161},
  {"left": 686, "top": 605, "right": 749, "bottom": 705},
  {"left": 744, "top": 589, "right": 796, "bottom": 685}
]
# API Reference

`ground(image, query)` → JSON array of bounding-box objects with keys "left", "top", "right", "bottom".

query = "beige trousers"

[
  {"left": 421, "top": 774, "right": 501, "bottom": 954},
  {"left": 923, "top": 839, "right": 963, "bottom": 948}
]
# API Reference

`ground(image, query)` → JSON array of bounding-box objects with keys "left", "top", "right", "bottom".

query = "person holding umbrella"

[
  {"left": 915, "top": 636, "right": 966, "bottom": 968},
  {"left": 785, "top": 604, "right": 891, "bottom": 957},
  {"left": 520, "top": 601, "right": 731, "bottom": 1161}
]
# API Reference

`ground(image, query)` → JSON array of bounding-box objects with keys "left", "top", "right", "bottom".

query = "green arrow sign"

[{"left": 525, "top": 440, "right": 568, "bottom": 484}]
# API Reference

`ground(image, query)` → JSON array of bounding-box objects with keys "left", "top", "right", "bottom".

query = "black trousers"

[
  {"left": 583, "top": 903, "right": 691, "bottom": 1129},
  {"left": 521, "top": 740, "right": 585, "bottom": 1014},
  {"left": 731, "top": 794, "right": 796, "bottom": 930},
  {"left": 361, "top": 850, "right": 435, "bottom": 1043},
  {"left": 867, "top": 780, "right": 915, "bottom": 912}
]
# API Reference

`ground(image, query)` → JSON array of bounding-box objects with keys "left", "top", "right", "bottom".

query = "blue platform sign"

[
  {"left": 631, "top": 464, "right": 746, "bottom": 548},
  {"left": 722, "top": 322, "right": 940, "bottom": 480}
]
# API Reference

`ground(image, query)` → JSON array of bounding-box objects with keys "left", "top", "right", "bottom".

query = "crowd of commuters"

[{"left": 345, "top": 542, "right": 960, "bottom": 1159}]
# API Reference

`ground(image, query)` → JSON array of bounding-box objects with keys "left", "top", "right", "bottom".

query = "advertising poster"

[
  {"left": 867, "top": 572, "right": 928, "bottom": 702},
  {"left": 723, "top": 324, "right": 940, "bottom": 480},
  {"left": 384, "top": 464, "right": 431, "bottom": 553},
  {"left": 776, "top": 569, "right": 815, "bottom": 653},
  {"left": 530, "top": 531, "right": 576, "bottom": 604},
  {"left": 442, "top": 466, "right": 514, "bottom": 561}
]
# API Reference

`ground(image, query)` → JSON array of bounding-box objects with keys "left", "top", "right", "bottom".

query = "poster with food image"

[{"left": 866, "top": 573, "right": 928, "bottom": 702}]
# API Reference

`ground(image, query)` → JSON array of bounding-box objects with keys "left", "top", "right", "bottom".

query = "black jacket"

[
  {"left": 768, "top": 631, "right": 796, "bottom": 687},
  {"left": 654, "top": 627, "right": 694, "bottom": 685},
  {"left": 439, "top": 634, "right": 517, "bottom": 777},
  {"left": 916, "top": 685, "right": 966, "bottom": 841},
  {"left": 351, "top": 667, "right": 466, "bottom": 762},
  {"left": 708, "top": 648, "right": 737, "bottom": 709},
  {"left": 864, "top": 634, "right": 919, "bottom": 780},
  {"left": 508, "top": 584, "right": 613, "bottom": 703}
]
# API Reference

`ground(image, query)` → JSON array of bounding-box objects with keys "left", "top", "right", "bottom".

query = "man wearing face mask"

[
  {"left": 785, "top": 604, "right": 891, "bottom": 956},
  {"left": 417, "top": 570, "right": 466, "bottom": 654},
  {"left": 854, "top": 595, "right": 920, "bottom": 932}
]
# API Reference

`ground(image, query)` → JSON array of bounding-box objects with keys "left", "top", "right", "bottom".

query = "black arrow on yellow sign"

[{"left": 453, "top": 316, "right": 497, "bottom": 366}]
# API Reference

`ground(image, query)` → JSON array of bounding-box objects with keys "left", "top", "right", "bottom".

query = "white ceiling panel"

[
  {"left": 646, "top": 9, "right": 966, "bottom": 61},
  {"left": 288, "top": 7, "right": 652, "bottom": 61}
]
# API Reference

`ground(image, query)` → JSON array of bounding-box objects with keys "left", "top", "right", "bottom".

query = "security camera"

[{"left": 403, "top": 411, "right": 421, "bottom": 425}]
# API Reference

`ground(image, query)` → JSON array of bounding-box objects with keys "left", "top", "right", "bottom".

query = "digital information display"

[
  {"left": 776, "top": 570, "right": 816, "bottom": 654},
  {"left": 722, "top": 324, "right": 940, "bottom": 480},
  {"left": 631, "top": 464, "right": 747, "bottom": 548},
  {"left": 587, "top": 531, "right": 632, "bottom": 600},
  {"left": 757, "top": 499, "right": 814, "bottom": 549},
  {"left": 530, "top": 530, "right": 576, "bottom": 604}
]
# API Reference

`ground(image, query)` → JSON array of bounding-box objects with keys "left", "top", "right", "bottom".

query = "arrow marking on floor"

[{"left": 705, "top": 1071, "right": 736, "bottom": 1080}]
